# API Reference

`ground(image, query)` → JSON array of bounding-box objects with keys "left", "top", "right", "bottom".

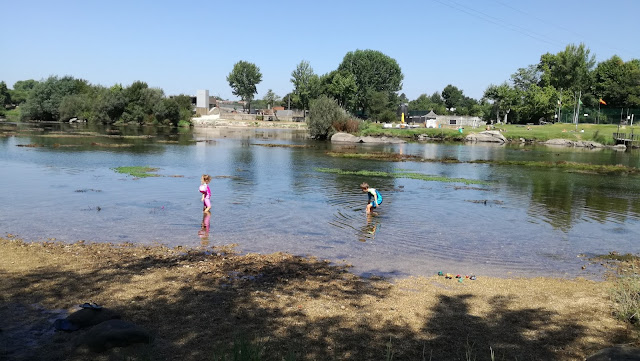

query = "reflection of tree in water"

[
  {"left": 520, "top": 171, "right": 640, "bottom": 232},
  {"left": 228, "top": 139, "right": 256, "bottom": 202}
]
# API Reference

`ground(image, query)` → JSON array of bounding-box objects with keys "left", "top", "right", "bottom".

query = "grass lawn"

[{"left": 359, "top": 122, "right": 636, "bottom": 145}]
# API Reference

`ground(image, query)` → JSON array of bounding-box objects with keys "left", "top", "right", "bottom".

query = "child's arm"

[{"left": 370, "top": 189, "right": 378, "bottom": 204}]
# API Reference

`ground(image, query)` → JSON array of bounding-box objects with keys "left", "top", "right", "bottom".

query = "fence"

[{"left": 556, "top": 107, "right": 639, "bottom": 125}]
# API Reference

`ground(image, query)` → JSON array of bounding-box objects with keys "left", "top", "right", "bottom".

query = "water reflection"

[{"left": 198, "top": 212, "right": 211, "bottom": 246}]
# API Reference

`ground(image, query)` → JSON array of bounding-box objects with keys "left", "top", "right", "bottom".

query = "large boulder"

[
  {"left": 574, "top": 140, "right": 605, "bottom": 148},
  {"left": 331, "top": 132, "right": 406, "bottom": 144},
  {"left": 465, "top": 131, "right": 506, "bottom": 143},
  {"left": 54, "top": 308, "right": 120, "bottom": 331},
  {"left": 331, "top": 132, "right": 359, "bottom": 142},
  {"left": 545, "top": 138, "right": 575, "bottom": 147},
  {"left": 585, "top": 346, "right": 640, "bottom": 361}
]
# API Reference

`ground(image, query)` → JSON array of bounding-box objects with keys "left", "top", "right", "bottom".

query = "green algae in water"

[
  {"left": 315, "top": 168, "right": 487, "bottom": 185},
  {"left": 112, "top": 166, "right": 160, "bottom": 178}
]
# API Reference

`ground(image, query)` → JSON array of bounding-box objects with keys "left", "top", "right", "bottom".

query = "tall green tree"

[
  {"left": 227, "top": 61, "right": 262, "bottom": 113},
  {"left": 0, "top": 81, "right": 11, "bottom": 109},
  {"left": 483, "top": 83, "right": 519, "bottom": 123},
  {"left": 323, "top": 70, "right": 358, "bottom": 110},
  {"left": 291, "top": 60, "right": 320, "bottom": 112},
  {"left": 441, "top": 84, "right": 464, "bottom": 110},
  {"left": 539, "top": 43, "right": 595, "bottom": 92},
  {"left": 262, "top": 89, "right": 280, "bottom": 108},
  {"left": 10, "top": 79, "right": 38, "bottom": 105},
  {"left": 337, "top": 49, "right": 403, "bottom": 116},
  {"left": 511, "top": 65, "right": 541, "bottom": 92},
  {"left": 593, "top": 55, "right": 640, "bottom": 107},
  {"left": 21, "top": 76, "right": 89, "bottom": 121}
]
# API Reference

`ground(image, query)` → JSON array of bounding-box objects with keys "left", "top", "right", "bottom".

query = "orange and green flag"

[{"left": 599, "top": 98, "right": 607, "bottom": 105}]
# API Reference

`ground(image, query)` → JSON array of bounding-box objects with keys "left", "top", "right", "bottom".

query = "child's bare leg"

[{"left": 366, "top": 204, "right": 372, "bottom": 213}]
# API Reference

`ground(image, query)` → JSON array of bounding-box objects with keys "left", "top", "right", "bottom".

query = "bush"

[
  {"left": 308, "top": 95, "right": 348, "bottom": 139},
  {"left": 378, "top": 110, "right": 398, "bottom": 123},
  {"left": 332, "top": 118, "right": 360, "bottom": 133}
]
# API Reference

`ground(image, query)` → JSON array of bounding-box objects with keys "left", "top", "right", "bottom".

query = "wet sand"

[{"left": 1, "top": 237, "right": 638, "bottom": 361}]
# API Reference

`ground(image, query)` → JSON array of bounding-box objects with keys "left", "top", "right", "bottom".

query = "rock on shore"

[
  {"left": 465, "top": 131, "right": 507, "bottom": 143},
  {"left": 331, "top": 132, "right": 406, "bottom": 144}
]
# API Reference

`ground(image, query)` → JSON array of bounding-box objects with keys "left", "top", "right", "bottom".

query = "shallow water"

[{"left": 1, "top": 123, "right": 639, "bottom": 279}]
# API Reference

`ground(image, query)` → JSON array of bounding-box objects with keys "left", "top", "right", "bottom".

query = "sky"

[{"left": 2, "top": 0, "right": 639, "bottom": 101}]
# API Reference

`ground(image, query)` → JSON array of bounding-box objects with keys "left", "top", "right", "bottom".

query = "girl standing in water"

[{"left": 199, "top": 174, "right": 212, "bottom": 213}]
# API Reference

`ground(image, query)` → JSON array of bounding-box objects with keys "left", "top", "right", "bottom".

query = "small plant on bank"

[{"left": 611, "top": 274, "right": 640, "bottom": 327}]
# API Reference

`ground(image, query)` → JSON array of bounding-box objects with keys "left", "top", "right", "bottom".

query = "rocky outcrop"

[
  {"left": 544, "top": 139, "right": 575, "bottom": 147},
  {"left": 465, "top": 131, "right": 506, "bottom": 143},
  {"left": 585, "top": 346, "right": 640, "bottom": 361},
  {"left": 331, "top": 132, "right": 406, "bottom": 144},
  {"left": 545, "top": 139, "right": 605, "bottom": 148}
]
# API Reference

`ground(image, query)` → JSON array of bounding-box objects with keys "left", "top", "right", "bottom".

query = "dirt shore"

[{"left": 1, "top": 237, "right": 638, "bottom": 361}]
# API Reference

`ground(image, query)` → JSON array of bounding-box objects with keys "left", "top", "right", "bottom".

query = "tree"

[
  {"left": 483, "top": 83, "right": 519, "bottom": 124},
  {"left": 92, "top": 86, "right": 126, "bottom": 124},
  {"left": 263, "top": 89, "right": 280, "bottom": 109},
  {"left": 511, "top": 65, "right": 541, "bottom": 92},
  {"left": 593, "top": 56, "right": 640, "bottom": 107},
  {"left": 291, "top": 60, "right": 320, "bottom": 112},
  {"left": 337, "top": 49, "right": 403, "bottom": 116},
  {"left": 10, "top": 79, "right": 38, "bottom": 105},
  {"left": 441, "top": 84, "right": 464, "bottom": 110},
  {"left": 368, "top": 91, "right": 391, "bottom": 121},
  {"left": 307, "top": 95, "right": 347, "bottom": 139},
  {"left": 21, "top": 76, "right": 89, "bottom": 121},
  {"left": 539, "top": 43, "right": 595, "bottom": 92},
  {"left": 227, "top": 61, "right": 262, "bottom": 113},
  {"left": 323, "top": 70, "right": 358, "bottom": 110},
  {"left": 0, "top": 81, "right": 11, "bottom": 109},
  {"left": 519, "top": 85, "right": 559, "bottom": 122}
]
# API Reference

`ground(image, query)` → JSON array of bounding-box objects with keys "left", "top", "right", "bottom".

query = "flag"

[
  {"left": 599, "top": 98, "right": 607, "bottom": 105},
  {"left": 579, "top": 99, "right": 583, "bottom": 105}
]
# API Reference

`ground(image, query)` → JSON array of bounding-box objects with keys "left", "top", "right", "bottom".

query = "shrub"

[
  {"left": 332, "top": 118, "right": 360, "bottom": 133},
  {"left": 308, "top": 95, "right": 348, "bottom": 139},
  {"left": 611, "top": 275, "right": 640, "bottom": 327},
  {"left": 378, "top": 110, "right": 397, "bottom": 123}
]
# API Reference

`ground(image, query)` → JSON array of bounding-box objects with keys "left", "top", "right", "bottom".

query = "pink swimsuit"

[{"left": 199, "top": 184, "right": 211, "bottom": 208}]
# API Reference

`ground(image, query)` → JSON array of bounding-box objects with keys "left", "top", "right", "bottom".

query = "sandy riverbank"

[{"left": 1, "top": 237, "right": 638, "bottom": 361}]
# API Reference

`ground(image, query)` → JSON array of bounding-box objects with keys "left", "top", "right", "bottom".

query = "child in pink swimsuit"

[{"left": 199, "top": 174, "right": 212, "bottom": 213}]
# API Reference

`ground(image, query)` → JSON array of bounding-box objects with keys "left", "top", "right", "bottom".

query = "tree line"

[
  {"left": 0, "top": 77, "right": 193, "bottom": 126},
  {"left": 2, "top": 43, "right": 638, "bottom": 128},
  {"left": 228, "top": 43, "right": 639, "bottom": 129}
]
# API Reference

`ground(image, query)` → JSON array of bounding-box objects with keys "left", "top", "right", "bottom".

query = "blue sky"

[{"left": 2, "top": 0, "right": 639, "bottom": 101}]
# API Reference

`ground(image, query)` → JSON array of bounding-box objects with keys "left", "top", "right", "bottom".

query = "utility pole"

[{"left": 575, "top": 90, "right": 582, "bottom": 132}]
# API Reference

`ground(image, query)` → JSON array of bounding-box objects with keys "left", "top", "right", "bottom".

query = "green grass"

[
  {"left": 359, "top": 122, "right": 634, "bottom": 145},
  {"left": 611, "top": 275, "right": 640, "bottom": 327},
  {"left": 315, "top": 168, "right": 488, "bottom": 185},
  {"left": 112, "top": 166, "right": 160, "bottom": 178}
]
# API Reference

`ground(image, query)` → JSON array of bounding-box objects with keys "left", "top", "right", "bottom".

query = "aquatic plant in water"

[
  {"left": 315, "top": 168, "right": 487, "bottom": 185},
  {"left": 112, "top": 166, "right": 160, "bottom": 178}
]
